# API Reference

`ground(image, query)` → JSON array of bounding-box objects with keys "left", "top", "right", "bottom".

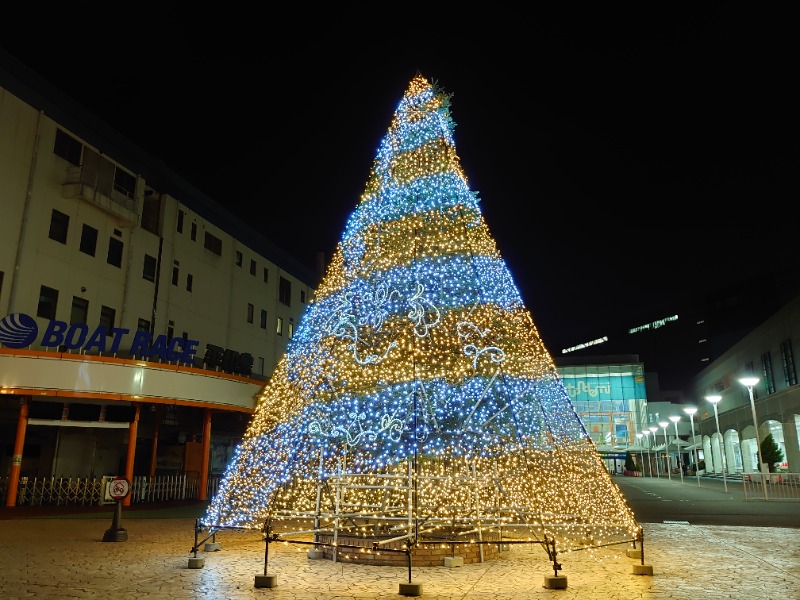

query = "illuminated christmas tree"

[{"left": 202, "top": 73, "right": 640, "bottom": 562}]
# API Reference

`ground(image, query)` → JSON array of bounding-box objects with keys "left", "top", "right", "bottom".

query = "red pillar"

[
  {"left": 149, "top": 406, "right": 162, "bottom": 479},
  {"left": 199, "top": 408, "right": 212, "bottom": 501},
  {"left": 123, "top": 404, "right": 140, "bottom": 507},
  {"left": 5, "top": 397, "right": 29, "bottom": 507}
]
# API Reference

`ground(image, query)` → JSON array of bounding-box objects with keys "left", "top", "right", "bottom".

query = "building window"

[
  {"left": 177, "top": 209, "right": 185, "bottom": 233},
  {"left": 99, "top": 305, "right": 116, "bottom": 334},
  {"left": 167, "top": 320, "right": 175, "bottom": 340},
  {"left": 53, "top": 128, "right": 82, "bottom": 165},
  {"left": 289, "top": 319, "right": 294, "bottom": 339},
  {"left": 276, "top": 316, "right": 283, "bottom": 336},
  {"left": 141, "top": 192, "right": 161, "bottom": 235},
  {"left": 191, "top": 222, "right": 197, "bottom": 241},
  {"left": 107, "top": 237, "right": 123, "bottom": 268},
  {"left": 300, "top": 290, "right": 306, "bottom": 304},
  {"left": 113, "top": 168, "right": 136, "bottom": 199},
  {"left": 204, "top": 231, "right": 222, "bottom": 256},
  {"left": 250, "top": 259, "right": 256, "bottom": 276},
  {"left": 70, "top": 296, "right": 88, "bottom": 324},
  {"left": 79, "top": 224, "right": 98, "bottom": 256},
  {"left": 247, "top": 303, "right": 254, "bottom": 324},
  {"left": 235, "top": 251, "right": 243, "bottom": 267},
  {"left": 137, "top": 318, "right": 150, "bottom": 333},
  {"left": 780, "top": 339, "right": 797, "bottom": 387},
  {"left": 81, "top": 148, "right": 115, "bottom": 198},
  {"left": 48, "top": 209, "right": 69, "bottom": 244},
  {"left": 172, "top": 262, "right": 179, "bottom": 286},
  {"left": 142, "top": 254, "right": 157, "bottom": 282},
  {"left": 260, "top": 309, "right": 267, "bottom": 329},
  {"left": 760, "top": 354, "right": 775, "bottom": 394},
  {"left": 37, "top": 285, "right": 58, "bottom": 319},
  {"left": 186, "top": 273, "right": 193, "bottom": 292},
  {"left": 279, "top": 277, "right": 291, "bottom": 306},
  {"left": 263, "top": 267, "right": 269, "bottom": 283},
  {"left": 258, "top": 356, "right": 265, "bottom": 376}
]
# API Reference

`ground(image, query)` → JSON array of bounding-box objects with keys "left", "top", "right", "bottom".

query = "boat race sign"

[{"left": 0, "top": 313, "right": 253, "bottom": 376}]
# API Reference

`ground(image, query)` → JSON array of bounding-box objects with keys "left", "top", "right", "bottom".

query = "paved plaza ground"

[{"left": 1, "top": 512, "right": 798, "bottom": 599}]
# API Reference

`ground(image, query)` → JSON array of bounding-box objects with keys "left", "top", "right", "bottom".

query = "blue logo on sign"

[{"left": 0, "top": 313, "right": 39, "bottom": 348}]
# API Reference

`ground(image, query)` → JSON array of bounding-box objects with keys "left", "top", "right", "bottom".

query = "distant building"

[
  {"left": 557, "top": 271, "right": 798, "bottom": 394},
  {"left": 554, "top": 354, "right": 649, "bottom": 474},
  {"left": 555, "top": 270, "right": 800, "bottom": 476}
]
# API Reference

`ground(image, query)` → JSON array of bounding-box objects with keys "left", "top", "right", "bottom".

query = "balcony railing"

[{"left": 62, "top": 166, "right": 137, "bottom": 224}]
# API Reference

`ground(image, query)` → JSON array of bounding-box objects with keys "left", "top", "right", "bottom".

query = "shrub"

[
  {"left": 761, "top": 434, "right": 784, "bottom": 473},
  {"left": 624, "top": 452, "right": 640, "bottom": 472}
]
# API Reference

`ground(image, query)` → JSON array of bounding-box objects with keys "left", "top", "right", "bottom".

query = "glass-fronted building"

[{"left": 556, "top": 355, "right": 649, "bottom": 472}]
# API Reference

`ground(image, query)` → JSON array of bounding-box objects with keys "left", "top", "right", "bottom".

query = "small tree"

[
  {"left": 624, "top": 452, "right": 640, "bottom": 472},
  {"left": 760, "top": 433, "right": 784, "bottom": 473}
]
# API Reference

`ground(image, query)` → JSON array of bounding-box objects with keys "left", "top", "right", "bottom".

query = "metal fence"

[
  {"left": 3, "top": 472, "right": 797, "bottom": 508},
  {"left": 0, "top": 474, "right": 221, "bottom": 507},
  {"left": 742, "top": 472, "right": 800, "bottom": 501}
]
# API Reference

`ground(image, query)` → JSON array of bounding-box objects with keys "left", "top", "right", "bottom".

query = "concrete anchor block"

[
  {"left": 307, "top": 548, "right": 324, "bottom": 559},
  {"left": 544, "top": 575, "right": 568, "bottom": 589},
  {"left": 254, "top": 574, "right": 278, "bottom": 588},
  {"left": 204, "top": 541, "right": 222, "bottom": 552},
  {"left": 626, "top": 548, "right": 642, "bottom": 559},
  {"left": 443, "top": 556, "right": 464, "bottom": 568},
  {"left": 399, "top": 581, "right": 423, "bottom": 596},
  {"left": 632, "top": 564, "right": 654, "bottom": 576},
  {"left": 187, "top": 557, "right": 205, "bottom": 569}
]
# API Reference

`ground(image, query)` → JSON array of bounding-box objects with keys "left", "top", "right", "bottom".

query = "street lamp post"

[
  {"left": 683, "top": 406, "right": 700, "bottom": 487},
  {"left": 636, "top": 433, "right": 644, "bottom": 476},
  {"left": 739, "top": 376, "right": 768, "bottom": 499},
  {"left": 659, "top": 421, "right": 671, "bottom": 481},
  {"left": 642, "top": 430, "right": 654, "bottom": 477},
  {"left": 649, "top": 426, "right": 660, "bottom": 478},
  {"left": 705, "top": 395, "right": 727, "bottom": 493},
  {"left": 669, "top": 415, "right": 684, "bottom": 483}
]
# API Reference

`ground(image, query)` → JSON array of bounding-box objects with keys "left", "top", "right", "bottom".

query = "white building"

[
  {"left": 0, "top": 50, "right": 316, "bottom": 505},
  {"left": 691, "top": 293, "right": 800, "bottom": 475}
]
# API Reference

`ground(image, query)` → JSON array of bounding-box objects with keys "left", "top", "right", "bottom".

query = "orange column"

[
  {"left": 199, "top": 408, "right": 212, "bottom": 501},
  {"left": 5, "top": 397, "right": 29, "bottom": 507},
  {"left": 123, "top": 404, "right": 140, "bottom": 507},
  {"left": 149, "top": 406, "right": 162, "bottom": 479}
]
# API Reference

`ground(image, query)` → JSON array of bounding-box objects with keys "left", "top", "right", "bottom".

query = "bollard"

[{"left": 102, "top": 500, "right": 128, "bottom": 542}]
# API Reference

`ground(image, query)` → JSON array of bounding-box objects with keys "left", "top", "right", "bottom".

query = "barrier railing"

[
  {"left": 0, "top": 475, "right": 221, "bottom": 507},
  {"left": 742, "top": 472, "right": 800, "bottom": 501}
]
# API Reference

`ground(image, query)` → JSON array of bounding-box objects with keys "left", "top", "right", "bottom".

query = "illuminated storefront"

[{"left": 556, "top": 358, "right": 649, "bottom": 471}]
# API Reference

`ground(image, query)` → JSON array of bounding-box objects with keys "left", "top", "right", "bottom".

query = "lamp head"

[
  {"left": 636, "top": 433, "right": 643, "bottom": 439},
  {"left": 739, "top": 376, "right": 759, "bottom": 388},
  {"left": 659, "top": 421, "right": 669, "bottom": 429},
  {"left": 669, "top": 415, "right": 680, "bottom": 424},
  {"left": 706, "top": 394, "right": 722, "bottom": 405},
  {"left": 649, "top": 426, "right": 658, "bottom": 434},
  {"left": 683, "top": 406, "right": 697, "bottom": 416}
]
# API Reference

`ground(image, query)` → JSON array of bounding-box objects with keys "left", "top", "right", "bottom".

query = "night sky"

[{"left": 2, "top": 5, "right": 798, "bottom": 357}]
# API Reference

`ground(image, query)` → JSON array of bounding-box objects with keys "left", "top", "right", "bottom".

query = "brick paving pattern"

[{"left": 1, "top": 517, "right": 798, "bottom": 599}]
